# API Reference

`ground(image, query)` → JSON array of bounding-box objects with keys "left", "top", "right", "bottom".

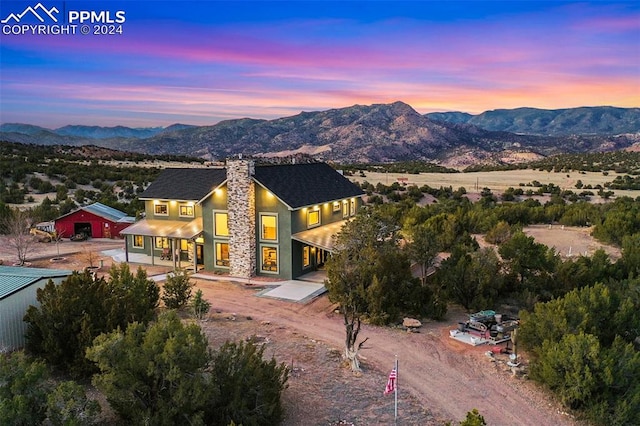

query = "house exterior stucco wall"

[
  {"left": 201, "top": 184, "right": 228, "bottom": 272},
  {"left": 254, "top": 183, "right": 292, "bottom": 279}
]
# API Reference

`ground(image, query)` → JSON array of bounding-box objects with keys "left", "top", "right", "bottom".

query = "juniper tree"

[
  {"left": 0, "top": 351, "right": 50, "bottom": 425},
  {"left": 325, "top": 208, "right": 400, "bottom": 371},
  {"left": 87, "top": 311, "right": 213, "bottom": 425},
  {"left": 162, "top": 268, "right": 194, "bottom": 309},
  {"left": 24, "top": 264, "right": 159, "bottom": 377},
  {"left": 192, "top": 289, "right": 211, "bottom": 320},
  {"left": 208, "top": 340, "right": 289, "bottom": 426}
]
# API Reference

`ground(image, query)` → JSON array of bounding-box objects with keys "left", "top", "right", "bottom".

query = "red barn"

[{"left": 54, "top": 202, "right": 134, "bottom": 239}]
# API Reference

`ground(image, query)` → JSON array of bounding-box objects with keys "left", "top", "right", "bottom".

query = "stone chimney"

[{"left": 226, "top": 159, "right": 256, "bottom": 278}]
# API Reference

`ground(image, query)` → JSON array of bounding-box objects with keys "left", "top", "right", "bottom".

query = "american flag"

[{"left": 384, "top": 368, "right": 397, "bottom": 395}]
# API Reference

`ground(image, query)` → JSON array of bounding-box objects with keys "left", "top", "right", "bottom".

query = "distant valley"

[{"left": 2, "top": 102, "right": 639, "bottom": 166}]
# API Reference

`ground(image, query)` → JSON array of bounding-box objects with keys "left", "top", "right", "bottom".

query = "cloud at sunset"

[{"left": 1, "top": 1, "right": 638, "bottom": 127}]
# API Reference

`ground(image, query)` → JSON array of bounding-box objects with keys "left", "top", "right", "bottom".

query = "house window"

[
  {"left": 179, "top": 204, "right": 194, "bottom": 217},
  {"left": 333, "top": 202, "right": 341, "bottom": 212},
  {"left": 342, "top": 200, "right": 349, "bottom": 218},
  {"left": 260, "top": 214, "right": 278, "bottom": 241},
  {"left": 154, "top": 203, "right": 168, "bottom": 216},
  {"left": 132, "top": 235, "right": 144, "bottom": 248},
  {"left": 261, "top": 245, "right": 278, "bottom": 273},
  {"left": 302, "top": 246, "right": 310, "bottom": 267},
  {"left": 214, "top": 211, "right": 229, "bottom": 237},
  {"left": 307, "top": 210, "right": 320, "bottom": 228},
  {"left": 180, "top": 239, "right": 189, "bottom": 251},
  {"left": 350, "top": 199, "right": 356, "bottom": 216},
  {"left": 155, "top": 237, "right": 169, "bottom": 249},
  {"left": 215, "top": 242, "right": 230, "bottom": 267}
]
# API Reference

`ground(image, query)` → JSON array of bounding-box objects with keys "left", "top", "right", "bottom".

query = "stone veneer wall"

[{"left": 227, "top": 159, "right": 256, "bottom": 277}]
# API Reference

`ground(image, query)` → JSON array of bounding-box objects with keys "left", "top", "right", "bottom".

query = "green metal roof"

[
  {"left": 0, "top": 266, "right": 73, "bottom": 300},
  {"left": 83, "top": 202, "right": 129, "bottom": 222},
  {"left": 55, "top": 202, "right": 132, "bottom": 223}
]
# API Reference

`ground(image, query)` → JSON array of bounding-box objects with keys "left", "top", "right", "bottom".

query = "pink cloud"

[{"left": 1, "top": 2, "right": 637, "bottom": 127}]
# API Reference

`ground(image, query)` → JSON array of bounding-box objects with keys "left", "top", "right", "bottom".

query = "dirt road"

[{"left": 195, "top": 279, "right": 577, "bottom": 426}]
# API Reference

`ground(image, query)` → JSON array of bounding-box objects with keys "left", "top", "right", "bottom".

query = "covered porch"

[
  {"left": 121, "top": 218, "right": 204, "bottom": 272},
  {"left": 292, "top": 220, "right": 345, "bottom": 253},
  {"left": 291, "top": 220, "right": 346, "bottom": 276}
]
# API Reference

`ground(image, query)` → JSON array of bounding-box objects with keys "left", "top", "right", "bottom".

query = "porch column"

[
  {"left": 125, "top": 236, "right": 129, "bottom": 262},
  {"left": 171, "top": 239, "right": 176, "bottom": 269},
  {"left": 150, "top": 236, "right": 155, "bottom": 266},
  {"left": 192, "top": 240, "right": 197, "bottom": 273}
]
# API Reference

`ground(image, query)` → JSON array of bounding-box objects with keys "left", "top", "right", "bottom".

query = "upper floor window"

[
  {"left": 307, "top": 209, "right": 320, "bottom": 228},
  {"left": 260, "top": 214, "right": 278, "bottom": 241},
  {"left": 154, "top": 203, "right": 168, "bottom": 216},
  {"left": 214, "top": 211, "right": 229, "bottom": 237},
  {"left": 179, "top": 204, "right": 194, "bottom": 217}
]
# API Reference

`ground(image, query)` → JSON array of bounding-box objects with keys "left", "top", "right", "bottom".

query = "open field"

[
  {"left": 523, "top": 224, "right": 621, "bottom": 260},
  {"left": 474, "top": 224, "right": 621, "bottom": 261},
  {"left": 351, "top": 169, "right": 640, "bottom": 198}
]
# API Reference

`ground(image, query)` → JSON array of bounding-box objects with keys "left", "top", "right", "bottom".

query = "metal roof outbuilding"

[{"left": 0, "top": 266, "right": 73, "bottom": 352}]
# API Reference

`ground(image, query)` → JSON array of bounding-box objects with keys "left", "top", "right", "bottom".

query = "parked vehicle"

[
  {"left": 30, "top": 227, "right": 53, "bottom": 243},
  {"left": 70, "top": 232, "right": 88, "bottom": 241}
]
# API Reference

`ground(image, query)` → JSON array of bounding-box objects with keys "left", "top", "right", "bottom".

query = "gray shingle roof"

[
  {"left": 137, "top": 163, "right": 363, "bottom": 209},
  {"left": 139, "top": 168, "right": 227, "bottom": 201},
  {"left": 253, "top": 163, "right": 364, "bottom": 209},
  {"left": 0, "top": 266, "right": 73, "bottom": 300}
]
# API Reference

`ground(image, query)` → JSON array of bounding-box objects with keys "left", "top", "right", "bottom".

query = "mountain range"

[
  {"left": 0, "top": 123, "right": 195, "bottom": 139},
  {"left": 2, "top": 103, "right": 639, "bottom": 166},
  {"left": 425, "top": 106, "right": 640, "bottom": 136}
]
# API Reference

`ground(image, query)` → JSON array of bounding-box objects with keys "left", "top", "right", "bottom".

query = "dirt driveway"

[
  {"left": 194, "top": 278, "right": 578, "bottom": 426},
  {"left": 0, "top": 236, "right": 124, "bottom": 267}
]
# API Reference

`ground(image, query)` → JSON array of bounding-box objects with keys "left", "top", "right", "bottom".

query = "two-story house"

[{"left": 121, "top": 159, "right": 364, "bottom": 280}]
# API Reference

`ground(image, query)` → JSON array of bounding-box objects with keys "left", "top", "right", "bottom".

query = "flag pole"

[{"left": 394, "top": 355, "right": 398, "bottom": 425}]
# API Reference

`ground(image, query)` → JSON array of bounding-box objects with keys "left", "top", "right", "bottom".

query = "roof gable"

[
  {"left": 253, "top": 163, "right": 363, "bottom": 209},
  {"left": 56, "top": 202, "right": 129, "bottom": 223},
  {"left": 139, "top": 168, "right": 227, "bottom": 201},
  {"left": 83, "top": 202, "right": 128, "bottom": 222}
]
